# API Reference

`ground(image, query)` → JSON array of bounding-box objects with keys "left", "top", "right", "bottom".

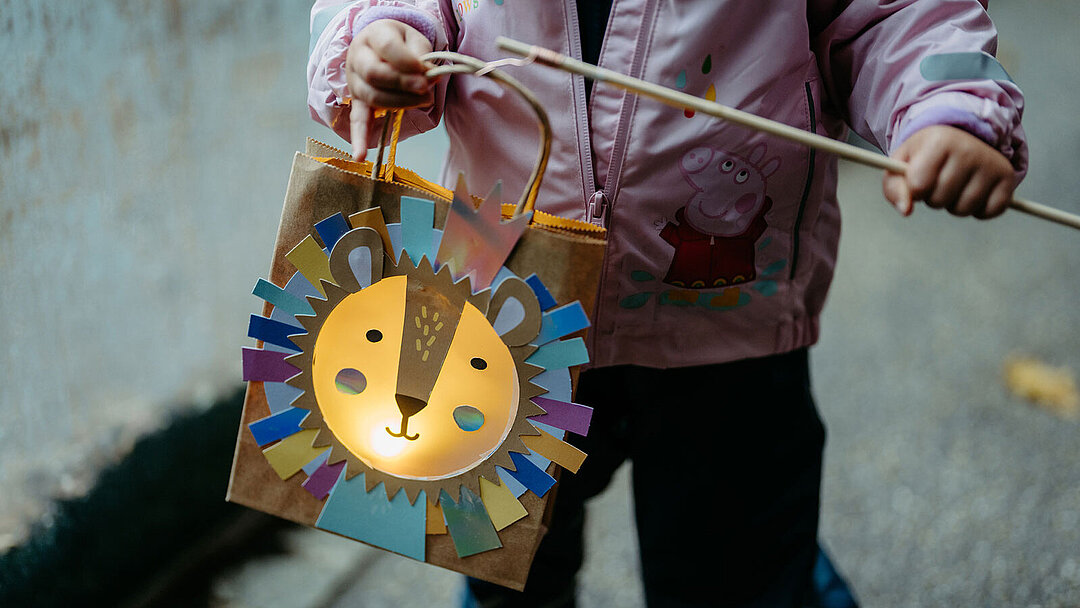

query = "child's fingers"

[
  {"left": 950, "top": 171, "right": 996, "bottom": 217},
  {"left": 350, "top": 102, "right": 371, "bottom": 161},
  {"left": 364, "top": 20, "right": 427, "bottom": 74},
  {"left": 926, "top": 156, "right": 974, "bottom": 211},
  {"left": 347, "top": 68, "right": 433, "bottom": 108},
  {"left": 882, "top": 171, "right": 914, "bottom": 216},
  {"left": 973, "top": 178, "right": 1013, "bottom": 219},
  {"left": 904, "top": 143, "right": 950, "bottom": 206},
  {"left": 350, "top": 45, "right": 429, "bottom": 94}
]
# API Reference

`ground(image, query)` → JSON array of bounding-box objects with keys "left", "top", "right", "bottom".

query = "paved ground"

[{"left": 205, "top": 2, "right": 1080, "bottom": 605}]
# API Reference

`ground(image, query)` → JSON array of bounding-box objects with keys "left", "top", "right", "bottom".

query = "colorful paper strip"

[
  {"left": 440, "top": 488, "right": 503, "bottom": 558},
  {"left": 348, "top": 208, "right": 393, "bottom": 256},
  {"left": 314, "top": 212, "right": 351, "bottom": 251},
  {"left": 317, "top": 480, "right": 426, "bottom": 561},
  {"left": 285, "top": 235, "right": 333, "bottom": 296},
  {"left": 479, "top": 477, "right": 529, "bottom": 531},
  {"left": 524, "top": 273, "right": 557, "bottom": 311},
  {"left": 400, "top": 196, "right": 436, "bottom": 263},
  {"left": 521, "top": 428, "right": 587, "bottom": 474},
  {"left": 525, "top": 337, "right": 590, "bottom": 371},
  {"left": 301, "top": 459, "right": 345, "bottom": 500},
  {"left": 262, "top": 429, "right": 324, "bottom": 480},
  {"left": 427, "top": 500, "right": 448, "bottom": 535},
  {"left": 531, "top": 368, "right": 572, "bottom": 401},
  {"left": 506, "top": 452, "right": 557, "bottom": 497},
  {"left": 534, "top": 301, "right": 590, "bottom": 346},
  {"left": 302, "top": 448, "right": 331, "bottom": 475},
  {"left": 253, "top": 278, "right": 314, "bottom": 317},
  {"left": 529, "top": 396, "right": 594, "bottom": 436},
  {"left": 263, "top": 381, "right": 303, "bottom": 414},
  {"left": 247, "top": 315, "right": 301, "bottom": 351},
  {"left": 248, "top": 407, "right": 309, "bottom": 446},
  {"left": 496, "top": 467, "right": 528, "bottom": 498},
  {"left": 242, "top": 348, "right": 300, "bottom": 382}
]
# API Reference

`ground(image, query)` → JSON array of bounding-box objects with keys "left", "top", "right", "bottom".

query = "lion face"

[{"left": 311, "top": 275, "right": 520, "bottom": 480}]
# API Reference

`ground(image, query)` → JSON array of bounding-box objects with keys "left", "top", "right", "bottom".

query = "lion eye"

[
  {"left": 470, "top": 357, "right": 487, "bottom": 370},
  {"left": 366, "top": 329, "right": 382, "bottom": 342}
]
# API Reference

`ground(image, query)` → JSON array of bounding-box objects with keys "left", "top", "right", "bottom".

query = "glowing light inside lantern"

[{"left": 370, "top": 420, "right": 408, "bottom": 458}]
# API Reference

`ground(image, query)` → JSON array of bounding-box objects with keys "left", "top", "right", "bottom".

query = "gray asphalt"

[{"left": 210, "top": 1, "right": 1080, "bottom": 605}]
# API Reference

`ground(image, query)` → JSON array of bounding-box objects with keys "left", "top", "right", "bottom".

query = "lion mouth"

[{"left": 386, "top": 416, "right": 420, "bottom": 441}]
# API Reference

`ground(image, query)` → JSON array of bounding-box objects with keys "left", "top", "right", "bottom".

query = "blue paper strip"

[
  {"left": 531, "top": 368, "right": 572, "bottom": 402},
  {"left": 315, "top": 213, "right": 352, "bottom": 252},
  {"left": 263, "top": 381, "right": 304, "bottom": 414},
  {"left": 316, "top": 478, "right": 426, "bottom": 561},
  {"left": 400, "top": 196, "right": 436, "bottom": 263},
  {"left": 284, "top": 272, "right": 321, "bottom": 300},
  {"left": 525, "top": 337, "right": 590, "bottom": 371},
  {"left": 302, "top": 448, "right": 331, "bottom": 475},
  {"left": 497, "top": 467, "right": 528, "bottom": 498},
  {"left": 253, "top": 278, "right": 314, "bottom": 318},
  {"left": 524, "top": 273, "right": 557, "bottom": 310},
  {"left": 440, "top": 488, "right": 503, "bottom": 558},
  {"left": 506, "top": 451, "right": 557, "bottom": 497},
  {"left": 248, "top": 407, "right": 309, "bottom": 446},
  {"left": 534, "top": 302, "right": 590, "bottom": 346},
  {"left": 248, "top": 315, "right": 301, "bottom": 351}
]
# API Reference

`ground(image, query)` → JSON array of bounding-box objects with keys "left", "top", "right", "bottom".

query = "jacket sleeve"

[
  {"left": 307, "top": 1, "right": 456, "bottom": 146},
  {"left": 809, "top": 0, "right": 1027, "bottom": 180}
]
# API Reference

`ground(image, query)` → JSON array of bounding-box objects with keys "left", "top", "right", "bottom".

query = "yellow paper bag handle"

[{"left": 371, "top": 52, "right": 553, "bottom": 219}]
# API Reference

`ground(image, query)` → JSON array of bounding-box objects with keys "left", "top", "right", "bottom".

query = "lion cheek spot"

[
  {"left": 453, "top": 405, "right": 485, "bottom": 432},
  {"left": 335, "top": 368, "right": 367, "bottom": 395}
]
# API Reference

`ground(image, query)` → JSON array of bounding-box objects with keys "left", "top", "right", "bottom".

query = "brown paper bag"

[{"left": 228, "top": 55, "right": 605, "bottom": 589}]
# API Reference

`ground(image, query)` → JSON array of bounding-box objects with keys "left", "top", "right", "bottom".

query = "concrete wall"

[{"left": 0, "top": 2, "right": 446, "bottom": 547}]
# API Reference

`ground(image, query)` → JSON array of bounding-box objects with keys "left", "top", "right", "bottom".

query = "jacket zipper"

[
  {"left": 565, "top": 1, "right": 600, "bottom": 224},
  {"left": 583, "top": 0, "right": 661, "bottom": 342}
]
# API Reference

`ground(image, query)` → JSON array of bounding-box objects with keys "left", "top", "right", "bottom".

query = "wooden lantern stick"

[{"left": 495, "top": 36, "right": 1080, "bottom": 232}]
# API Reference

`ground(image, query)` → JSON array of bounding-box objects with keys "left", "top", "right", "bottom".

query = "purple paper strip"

[
  {"left": 302, "top": 459, "right": 345, "bottom": 500},
  {"left": 529, "top": 396, "right": 593, "bottom": 436},
  {"left": 242, "top": 347, "right": 300, "bottom": 382}
]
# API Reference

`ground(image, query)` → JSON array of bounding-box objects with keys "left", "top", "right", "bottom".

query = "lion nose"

[{"left": 395, "top": 394, "right": 427, "bottom": 418}]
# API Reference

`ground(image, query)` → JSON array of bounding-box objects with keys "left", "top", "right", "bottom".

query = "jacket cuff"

[
  {"left": 351, "top": 6, "right": 441, "bottom": 49},
  {"left": 893, "top": 92, "right": 1028, "bottom": 182}
]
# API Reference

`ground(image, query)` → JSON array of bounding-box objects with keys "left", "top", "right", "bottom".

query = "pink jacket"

[{"left": 308, "top": 0, "right": 1026, "bottom": 369}]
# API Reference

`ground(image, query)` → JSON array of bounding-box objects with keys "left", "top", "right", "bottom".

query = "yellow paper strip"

[
  {"left": 521, "top": 428, "right": 587, "bottom": 474},
  {"left": 262, "top": 429, "right": 324, "bottom": 480},
  {"left": 285, "top": 235, "right": 332, "bottom": 296},
  {"left": 479, "top": 477, "right": 528, "bottom": 531},
  {"left": 426, "top": 500, "right": 448, "bottom": 535},
  {"left": 348, "top": 208, "right": 394, "bottom": 256}
]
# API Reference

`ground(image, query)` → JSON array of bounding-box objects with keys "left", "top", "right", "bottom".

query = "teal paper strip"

[
  {"left": 253, "top": 278, "right": 314, "bottom": 317},
  {"left": 440, "top": 488, "right": 503, "bottom": 558},
  {"left": 525, "top": 337, "right": 590, "bottom": 371},
  {"left": 533, "top": 302, "right": 590, "bottom": 346},
  {"left": 920, "top": 52, "right": 1012, "bottom": 83},
  {"left": 316, "top": 477, "right": 426, "bottom": 561},
  {"left": 400, "top": 196, "right": 436, "bottom": 264}
]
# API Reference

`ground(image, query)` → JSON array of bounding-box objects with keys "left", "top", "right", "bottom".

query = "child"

[{"left": 308, "top": 2, "right": 1026, "bottom": 606}]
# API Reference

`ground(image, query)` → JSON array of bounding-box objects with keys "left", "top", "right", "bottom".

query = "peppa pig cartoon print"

[{"left": 659, "top": 143, "right": 780, "bottom": 288}]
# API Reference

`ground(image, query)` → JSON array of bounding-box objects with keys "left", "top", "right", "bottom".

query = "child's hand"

[
  {"left": 882, "top": 125, "right": 1015, "bottom": 219},
  {"left": 345, "top": 20, "right": 435, "bottom": 160}
]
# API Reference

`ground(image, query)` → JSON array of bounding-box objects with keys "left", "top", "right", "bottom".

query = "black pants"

[{"left": 469, "top": 348, "right": 825, "bottom": 608}]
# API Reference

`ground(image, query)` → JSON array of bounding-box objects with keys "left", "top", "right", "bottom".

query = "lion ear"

[
  {"left": 486, "top": 277, "right": 541, "bottom": 347},
  {"left": 329, "top": 227, "right": 384, "bottom": 292}
]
